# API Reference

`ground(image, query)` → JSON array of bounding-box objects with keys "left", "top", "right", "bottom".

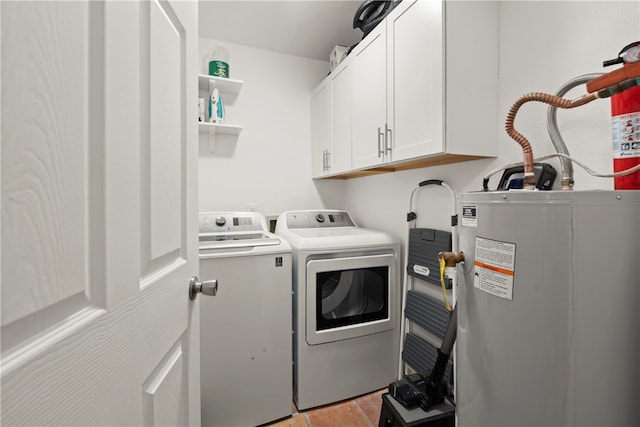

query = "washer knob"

[
  {"left": 316, "top": 214, "right": 325, "bottom": 223},
  {"left": 215, "top": 216, "right": 226, "bottom": 226}
]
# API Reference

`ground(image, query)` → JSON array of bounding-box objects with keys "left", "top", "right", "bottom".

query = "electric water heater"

[{"left": 456, "top": 190, "right": 640, "bottom": 426}]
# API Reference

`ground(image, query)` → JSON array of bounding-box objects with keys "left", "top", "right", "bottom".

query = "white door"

[{"left": 1, "top": 1, "right": 201, "bottom": 426}]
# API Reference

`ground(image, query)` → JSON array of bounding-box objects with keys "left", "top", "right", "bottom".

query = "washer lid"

[{"left": 199, "top": 231, "right": 281, "bottom": 251}]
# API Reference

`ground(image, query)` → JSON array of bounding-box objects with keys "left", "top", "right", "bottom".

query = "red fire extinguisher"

[{"left": 604, "top": 42, "right": 640, "bottom": 190}]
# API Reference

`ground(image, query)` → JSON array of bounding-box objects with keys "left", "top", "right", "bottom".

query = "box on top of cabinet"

[{"left": 330, "top": 45, "right": 349, "bottom": 71}]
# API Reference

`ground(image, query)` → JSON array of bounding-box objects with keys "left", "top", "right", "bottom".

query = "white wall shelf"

[
  {"left": 198, "top": 74, "right": 243, "bottom": 152},
  {"left": 198, "top": 122, "right": 243, "bottom": 135},
  {"left": 198, "top": 123, "right": 243, "bottom": 152},
  {"left": 198, "top": 74, "right": 243, "bottom": 95}
]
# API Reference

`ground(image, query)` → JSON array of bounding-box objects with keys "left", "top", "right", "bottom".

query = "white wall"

[
  {"left": 344, "top": 1, "right": 640, "bottom": 248},
  {"left": 198, "top": 39, "right": 345, "bottom": 218}
]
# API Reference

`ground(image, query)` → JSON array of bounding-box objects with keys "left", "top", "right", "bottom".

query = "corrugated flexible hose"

[{"left": 505, "top": 92, "right": 598, "bottom": 189}]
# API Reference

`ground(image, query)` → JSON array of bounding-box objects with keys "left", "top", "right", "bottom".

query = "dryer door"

[{"left": 306, "top": 253, "right": 397, "bottom": 345}]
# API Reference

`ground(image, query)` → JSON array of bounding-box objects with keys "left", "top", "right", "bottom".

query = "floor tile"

[
  {"left": 306, "top": 400, "right": 373, "bottom": 427},
  {"left": 354, "top": 388, "right": 386, "bottom": 425}
]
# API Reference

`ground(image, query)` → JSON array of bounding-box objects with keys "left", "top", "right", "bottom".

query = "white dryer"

[
  {"left": 275, "top": 210, "right": 401, "bottom": 410},
  {"left": 198, "top": 212, "right": 292, "bottom": 427}
]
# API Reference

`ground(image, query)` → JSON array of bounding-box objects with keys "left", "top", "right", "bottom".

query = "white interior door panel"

[{"left": 1, "top": 1, "right": 200, "bottom": 425}]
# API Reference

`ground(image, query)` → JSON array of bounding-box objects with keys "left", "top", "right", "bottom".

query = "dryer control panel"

[{"left": 284, "top": 211, "right": 355, "bottom": 229}]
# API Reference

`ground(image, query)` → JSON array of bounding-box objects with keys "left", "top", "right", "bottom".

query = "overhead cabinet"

[
  {"left": 312, "top": 58, "right": 353, "bottom": 177},
  {"left": 352, "top": 18, "right": 388, "bottom": 169},
  {"left": 311, "top": 76, "right": 331, "bottom": 177},
  {"left": 313, "top": 0, "right": 499, "bottom": 179}
]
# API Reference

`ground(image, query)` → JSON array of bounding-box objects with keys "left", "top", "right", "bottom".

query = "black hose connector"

[{"left": 407, "top": 212, "right": 417, "bottom": 222}]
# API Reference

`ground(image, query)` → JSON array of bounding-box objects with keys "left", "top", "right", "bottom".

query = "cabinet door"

[
  {"left": 311, "top": 76, "right": 331, "bottom": 177},
  {"left": 352, "top": 24, "right": 387, "bottom": 169},
  {"left": 329, "top": 59, "right": 353, "bottom": 174},
  {"left": 387, "top": 0, "right": 443, "bottom": 162}
]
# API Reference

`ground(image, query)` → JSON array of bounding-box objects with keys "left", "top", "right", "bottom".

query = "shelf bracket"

[{"left": 208, "top": 127, "right": 217, "bottom": 152}]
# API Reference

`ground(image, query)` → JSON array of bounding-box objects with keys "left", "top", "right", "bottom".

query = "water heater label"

[
  {"left": 473, "top": 237, "right": 516, "bottom": 300},
  {"left": 461, "top": 205, "right": 477, "bottom": 227}
]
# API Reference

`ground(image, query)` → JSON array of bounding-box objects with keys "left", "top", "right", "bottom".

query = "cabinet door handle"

[
  {"left": 378, "top": 127, "right": 384, "bottom": 157},
  {"left": 322, "top": 149, "right": 326, "bottom": 171},
  {"left": 385, "top": 123, "right": 393, "bottom": 154},
  {"left": 326, "top": 150, "right": 331, "bottom": 170}
]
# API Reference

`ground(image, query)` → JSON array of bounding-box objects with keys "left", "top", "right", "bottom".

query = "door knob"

[{"left": 189, "top": 276, "right": 218, "bottom": 300}]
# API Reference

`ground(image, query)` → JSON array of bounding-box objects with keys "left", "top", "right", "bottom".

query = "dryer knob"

[
  {"left": 316, "top": 214, "right": 325, "bottom": 223},
  {"left": 215, "top": 216, "right": 226, "bottom": 226}
]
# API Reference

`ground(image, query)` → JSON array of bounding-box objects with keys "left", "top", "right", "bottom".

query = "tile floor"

[{"left": 264, "top": 388, "right": 387, "bottom": 427}]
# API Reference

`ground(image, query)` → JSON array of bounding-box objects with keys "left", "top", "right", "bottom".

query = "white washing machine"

[
  {"left": 198, "top": 212, "right": 292, "bottom": 427},
  {"left": 275, "top": 210, "right": 401, "bottom": 410}
]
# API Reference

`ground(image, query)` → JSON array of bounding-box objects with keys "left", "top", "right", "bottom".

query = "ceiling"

[{"left": 198, "top": 1, "right": 365, "bottom": 62}]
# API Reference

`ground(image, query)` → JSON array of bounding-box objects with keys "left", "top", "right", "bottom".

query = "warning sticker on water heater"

[
  {"left": 461, "top": 205, "right": 477, "bottom": 227},
  {"left": 473, "top": 237, "right": 516, "bottom": 300}
]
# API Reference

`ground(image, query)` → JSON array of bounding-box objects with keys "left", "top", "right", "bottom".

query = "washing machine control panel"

[
  {"left": 285, "top": 211, "right": 354, "bottom": 229},
  {"left": 199, "top": 212, "right": 266, "bottom": 233}
]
